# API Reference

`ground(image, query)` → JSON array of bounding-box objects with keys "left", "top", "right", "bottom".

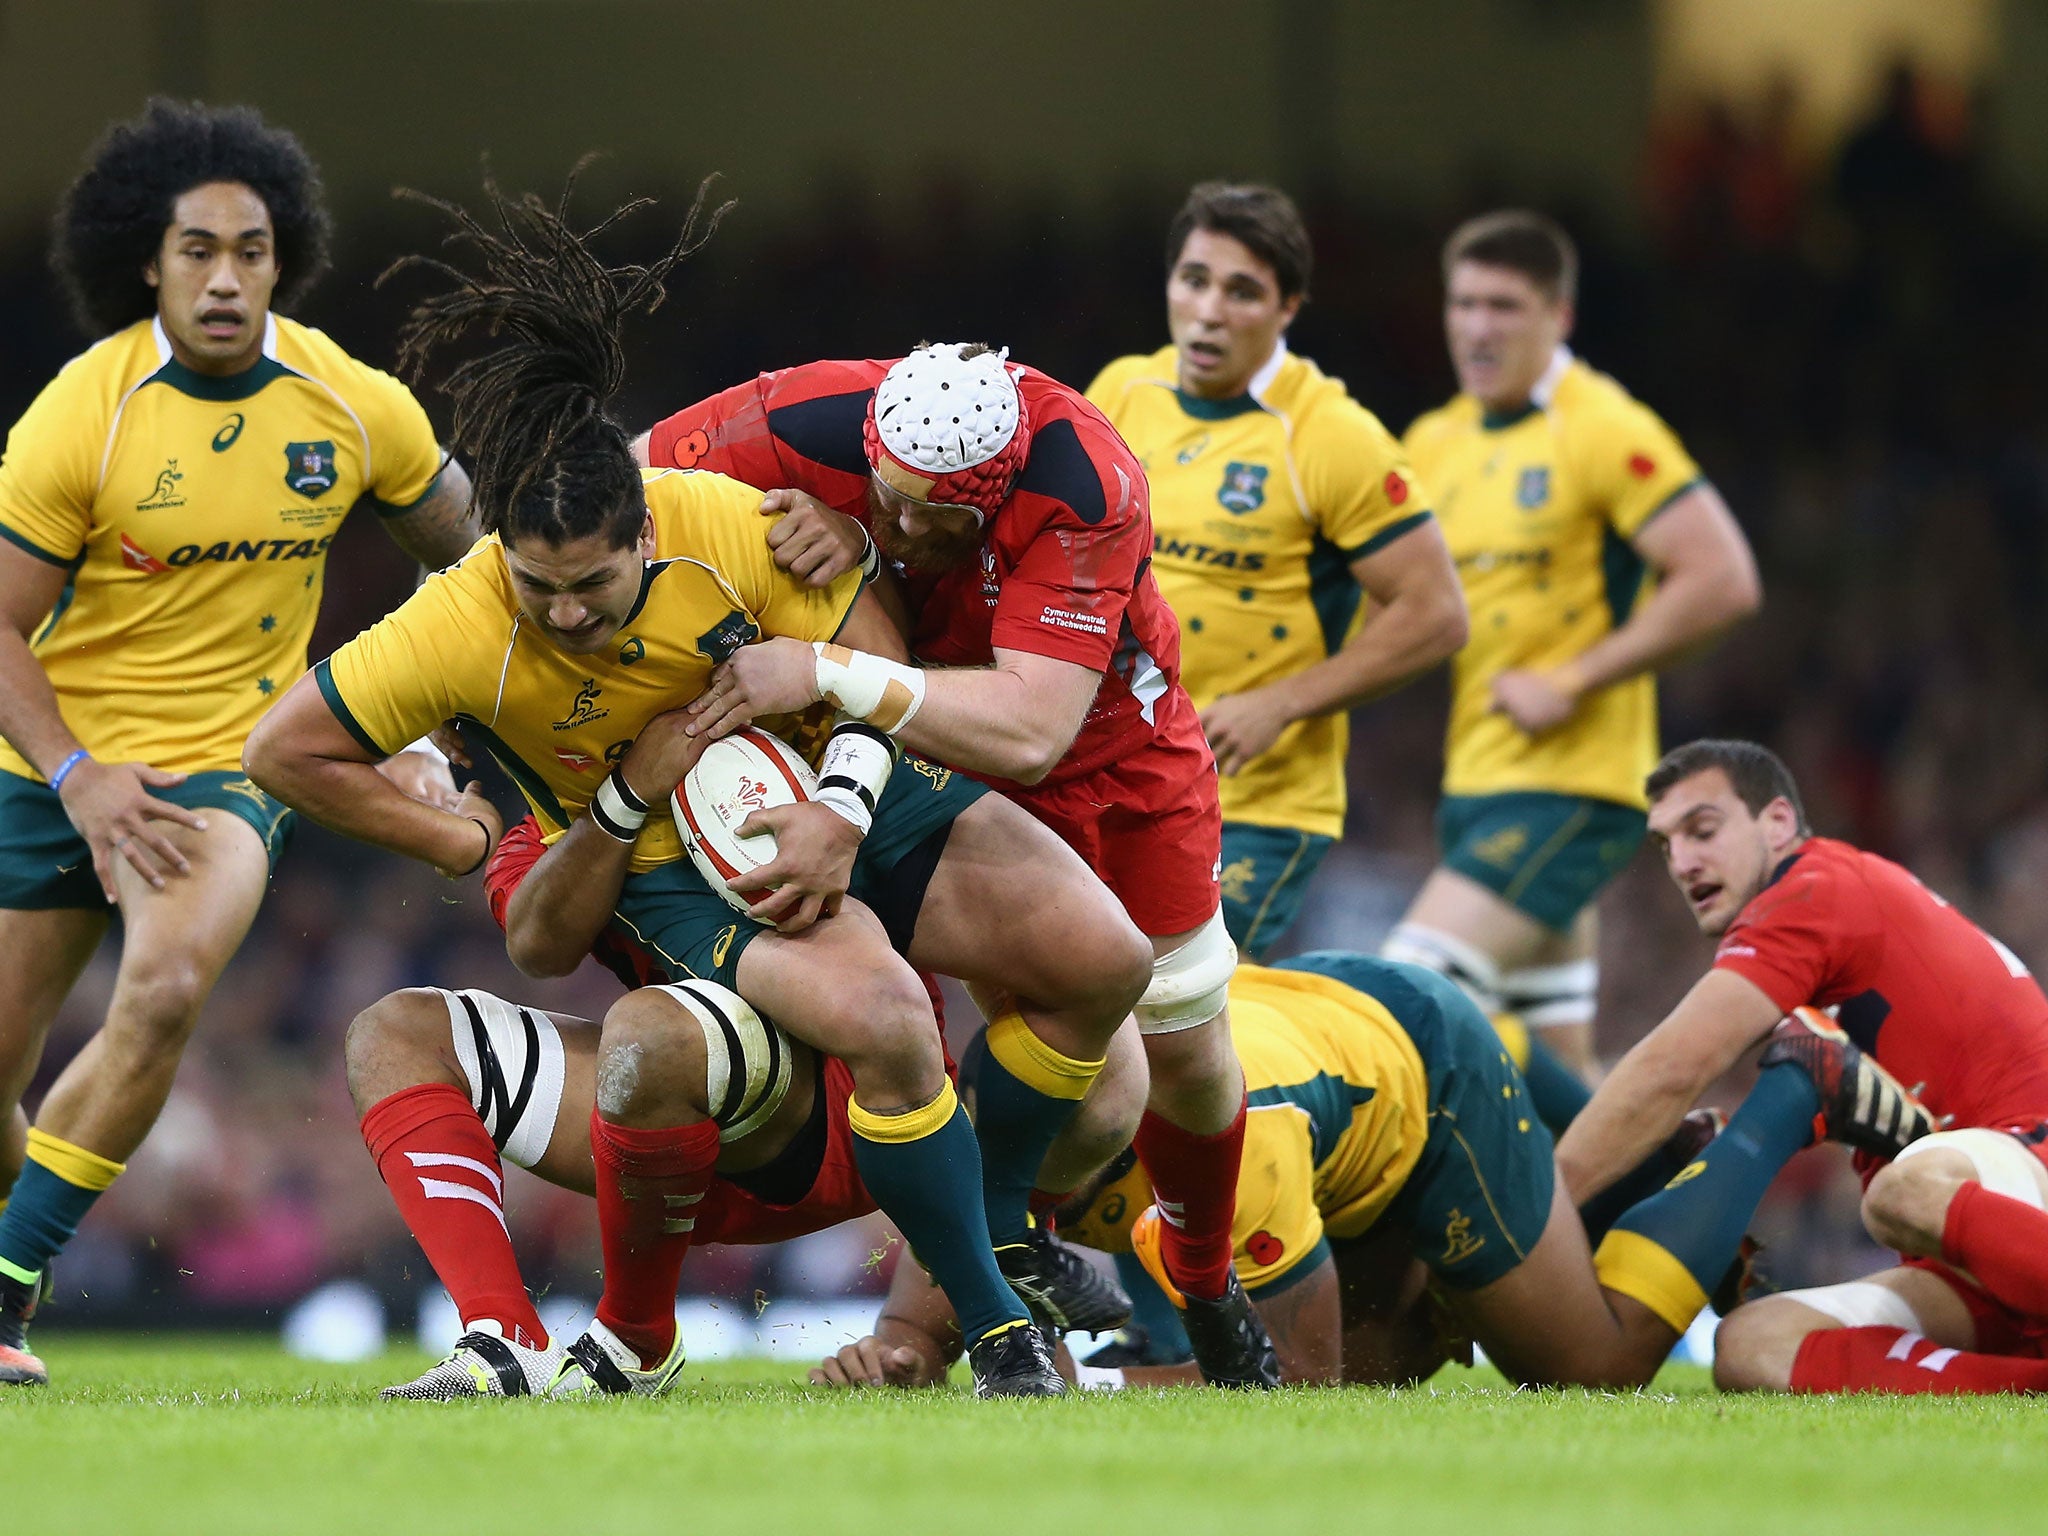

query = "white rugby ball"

[{"left": 674, "top": 726, "right": 819, "bottom": 914}]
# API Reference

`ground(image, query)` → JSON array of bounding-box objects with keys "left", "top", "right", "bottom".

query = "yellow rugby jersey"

[
  {"left": 0, "top": 315, "right": 443, "bottom": 778},
  {"left": 1062, "top": 962, "right": 1430, "bottom": 1292},
  {"left": 316, "top": 469, "right": 859, "bottom": 874},
  {"left": 1404, "top": 349, "right": 1702, "bottom": 809},
  {"left": 1087, "top": 345, "right": 1429, "bottom": 839}
]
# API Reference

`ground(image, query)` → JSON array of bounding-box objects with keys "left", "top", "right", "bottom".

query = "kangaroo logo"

[
  {"left": 135, "top": 460, "right": 185, "bottom": 511},
  {"left": 552, "top": 679, "right": 609, "bottom": 731},
  {"left": 1441, "top": 1209, "right": 1486, "bottom": 1264}
]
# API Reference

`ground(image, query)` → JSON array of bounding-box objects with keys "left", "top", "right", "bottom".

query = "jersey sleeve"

[
  {"left": 682, "top": 471, "right": 860, "bottom": 643},
  {"left": 1297, "top": 396, "right": 1433, "bottom": 559},
  {"left": 349, "top": 365, "right": 446, "bottom": 512},
  {"left": 1711, "top": 860, "right": 1880, "bottom": 1013},
  {"left": 1233, "top": 1104, "right": 1330, "bottom": 1294},
  {"left": 0, "top": 362, "right": 104, "bottom": 566},
  {"left": 315, "top": 545, "right": 502, "bottom": 757},
  {"left": 986, "top": 416, "right": 1149, "bottom": 669},
  {"left": 1081, "top": 356, "right": 1142, "bottom": 423},
  {"left": 1574, "top": 390, "right": 1703, "bottom": 540}
]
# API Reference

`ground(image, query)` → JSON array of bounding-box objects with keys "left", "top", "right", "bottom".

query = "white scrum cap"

[{"left": 864, "top": 343, "right": 1030, "bottom": 516}]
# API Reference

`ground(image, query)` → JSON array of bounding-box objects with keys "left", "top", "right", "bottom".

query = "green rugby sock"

[
  {"left": 1595, "top": 1065, "right": 1817, "bottom": 1330},
  {"left": 849, "top": 1082, "right": 1030, "bottom": 1347},
  {"left": 971, "top": 1011, "right": 1101, "bottom": 1243}
]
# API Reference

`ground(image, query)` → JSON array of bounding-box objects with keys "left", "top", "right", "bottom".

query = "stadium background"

[{"left": 1, "top": 0, "right": 2039, "bottom": 1341}]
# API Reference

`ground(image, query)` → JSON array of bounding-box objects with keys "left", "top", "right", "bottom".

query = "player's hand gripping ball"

[{"left": 673, "top": 727, "right": 819, "bottom": 915}]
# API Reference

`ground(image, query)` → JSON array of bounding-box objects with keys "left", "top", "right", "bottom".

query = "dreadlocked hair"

[
  {"left": 53, "top": 97, "right": 331, "bottom": 338},
  {"left": 382, "top": 163, "right": 732, "bottom": 549}
]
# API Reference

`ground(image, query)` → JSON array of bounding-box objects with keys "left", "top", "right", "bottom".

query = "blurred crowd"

[{"left": 9, "top": 62, "right": 2042, "bottom": 1321}]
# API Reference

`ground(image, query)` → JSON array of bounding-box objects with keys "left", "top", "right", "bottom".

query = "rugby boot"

[
  {"left": 1760, "top": 1008, "right": 1939, "bottom": 1159},
  {"left": 994, "top": 1219, "right": 1133, "bottom": 1335},
  {"left": 0, "top": 1265, "right": 48, "bottom": 1387},
  {"left": 380, "top": 1327, "right": 564, "bottom": 1400},
  {"left": 1711, "top": 1234, "right": 1767, "bottom": 1318},
  {"left": 1081, "top": 1326, "right": 1193, "bottom": 1369},
  {"left": 968, "top": 1319, "right": 1067, "bottom": 1397},
  {"left": 546, "top": 1319, "right": 688, "bottom": 1399},
  {"left": 1181, "top": 1271, "right": 1282, "bottom": 1390}
]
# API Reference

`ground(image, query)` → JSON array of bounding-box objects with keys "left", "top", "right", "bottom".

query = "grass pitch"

[{"left": 6, "top": 1336, "right": 2044, "bottom": 1535}]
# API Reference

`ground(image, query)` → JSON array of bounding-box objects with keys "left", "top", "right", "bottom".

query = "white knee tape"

[
  {"left": 1136, "top": 910, "right": 1237, "bottom": 1035},
  {"left": 443, "top": 989, "right": 567, "bottom": 1170},
  {"left": 1381, "top": 923, "right": 1503, "bottom": 1016},
  {"left": 1894, "top": 1128, "right": 2048, "bottom": 1210},
  {"left": 1774, "top": 1279, "right": 1926, "bottom": 1333},
  {"left": 1500, "top": 958, "right": 1598, "bottom": 1030},
  {"left": 650, "top": 981, "right": 795, "bottom": 1143}
]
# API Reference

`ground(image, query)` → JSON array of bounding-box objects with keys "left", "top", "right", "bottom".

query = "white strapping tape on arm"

[{"left": 813, "top": 643, "right": 926, "bottom": 734}]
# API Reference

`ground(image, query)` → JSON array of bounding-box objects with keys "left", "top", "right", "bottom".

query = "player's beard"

[{"left": 872, "top": 512, "right": 985, "bottom": 572}]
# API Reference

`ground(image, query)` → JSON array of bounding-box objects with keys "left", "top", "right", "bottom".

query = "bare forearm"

[
  {"left": 1269, "top": 591, "right": 1466, "bottom": 721},
  {"left": 504, "top": 819, "right": 632, "bottom": 978},
  {"left": 251, "top": 753, "right": 481, "bottom": 871},
  {"left": 1555, "top": 1049, "right": 1706, "bottom": 1204},
  {"left": 898, "top": 668, "right": 1084, "bottom": 785},
  {"left": 0, "top": 631, "right": 83, "bottom": 777},
  {"left": 1568, "top": 571, "right": 1753, "bottom": 695}
]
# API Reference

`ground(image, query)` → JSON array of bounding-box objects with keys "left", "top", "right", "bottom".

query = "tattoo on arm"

[{"left": 371, "top": 455, "right": 477, "bottom": 571}]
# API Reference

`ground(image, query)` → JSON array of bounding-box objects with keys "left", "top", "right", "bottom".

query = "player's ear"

[
  {"left": 1278, "top": 293, "right": 1304, "bottom": 329},
  {"left": 143, "top": 256, "right": 161, "bottom": 290},
  {"left": 636, "top": 510, "right": 656, "bottom": 561}
]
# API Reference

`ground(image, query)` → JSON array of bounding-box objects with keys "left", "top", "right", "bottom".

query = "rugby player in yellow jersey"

[
  {"left": 1087, "top": 184, "right": 1467, "bottom": 958},
  {"left": 1385, "top": 211, "right": 1760, "bottom": 1079},
  {"left": 813, "top": 951, "right": 1920, "bottom": 1391},
  {"left": 0, "top": 101, "right": 477, "bottom": 1386},
  {"left": 247, "top": 175, "right": 1154, "bottom": 1398}
]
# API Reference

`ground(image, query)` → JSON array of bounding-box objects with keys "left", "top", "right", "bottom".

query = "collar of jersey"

[
  {"left": 1479, "top": 345, "right": 1574, "bottom": 432},
  {"left": 621, "top": 556, "right": 680, "bottom": 628},
  {"left": 145, "top": 314, "right": 291, "bottom": 401},
  {"left": 1169, "top": 340, "right": 1288, "bottom": 422}
]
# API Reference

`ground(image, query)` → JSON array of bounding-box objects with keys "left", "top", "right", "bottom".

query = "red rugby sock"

[
  {"left": 1134, "top": 1100, "right": 1246, "bottom": 1302},
  {"left": 590, "top": 1111, "right": 720, "bottom": 1368},
  {"left": 362, "top": 1084, "right": 545, "bottom": 1349},
  {"left": 1790, "top": 1325, "right": 2048, "bottom": 1395},
  {"left": 1941, "top": 1181, "right": 2048, "bottom": 1318}
]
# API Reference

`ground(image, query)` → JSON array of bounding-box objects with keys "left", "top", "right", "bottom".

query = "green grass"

[{"left": 5, "top": 1336, "right": 2044, "bottom": 1535}]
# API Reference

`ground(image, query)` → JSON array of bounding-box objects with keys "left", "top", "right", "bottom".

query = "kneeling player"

[
  {"left": 1556, "top": 739, "right": 2048, "bottom": 1396},
  {"left": 351, "top": 980, "right": 1146, "bottom": 1399},
  {"left": 814, "top": 952, "right": 1927, "bottom": 1389}
]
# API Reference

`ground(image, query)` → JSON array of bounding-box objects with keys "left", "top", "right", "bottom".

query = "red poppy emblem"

[
  {"left": 1384, "top": 470, "right": 1410, "bottom": 506},
  {"left": 1246, "top": 1229, "right": 1286, "bottom": 1266},
  {"left": 1627, "top": 453, "right": 1656, "bottom": 480},
  {"left": 672, "top": 428, "right": 712, "bottom": 469}
]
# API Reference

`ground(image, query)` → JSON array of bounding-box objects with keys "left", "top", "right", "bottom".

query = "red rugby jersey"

[
  {"left": 646, "top": 358, "right": 1192, "bottom": 785},
  {"left": 1713, "top": 836, "right": 2048, "bottom": 1134}
]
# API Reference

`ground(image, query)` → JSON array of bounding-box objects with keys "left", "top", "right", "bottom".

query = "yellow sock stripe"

[
  {"left": 1593, "top": 1228, "right": 1710, "bottom": 1334},
  {"left": 1490, "top": 1012, "right": 1532, "bottom": 1072},
  {"left": 26, "top": 1127, "right": 125, "bottom": 1192},
  {"left": 25, "top": 1127, "right": 125, "bottom": 1192},
  {"left": 985, "top": 1011, "right": 1105, "bottom": 1102},
  {"left": 848, "top": 1079, "right": 960, "bottom": 1146}
]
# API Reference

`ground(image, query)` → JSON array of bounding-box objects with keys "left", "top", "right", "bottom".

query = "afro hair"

[{"left": 51, "top": 97, "right": 332, "bottom": 338}]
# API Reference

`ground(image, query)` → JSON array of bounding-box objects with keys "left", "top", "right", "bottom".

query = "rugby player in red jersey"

[
  {"left": 637, "top": 345, "right": 1275, "bottom": 1385},
  {"left": 1559, "top": 738, "right": 2048, "bottom": 1395}
]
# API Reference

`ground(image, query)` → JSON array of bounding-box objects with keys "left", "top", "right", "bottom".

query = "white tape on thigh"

[
  {"left": 443, "top": 989, "right": 567, "bottom": 1170},
  {"left": 1774, "top": 1280, "right": 1926, "bottom": 1333},
  {"left": 1136, "top": 909, "right": 1237, "bottom": 1035},
  {"left": 1894, "top": 1128, "right": 2048, "bottom": 1210},
  {"left": 650, "top": 981, "right": 795, "bottom": 1143},
  {"left": 1380, "top": 923, "right": 1503, "bottom": 1016},
  {"left": 1500, "top": 958, "right": 1598, "bottom": 1030}
]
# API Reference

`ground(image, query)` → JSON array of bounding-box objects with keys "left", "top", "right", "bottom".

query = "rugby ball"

[{"left": 674, "top": 726, "right": 819, "bottom": 915}]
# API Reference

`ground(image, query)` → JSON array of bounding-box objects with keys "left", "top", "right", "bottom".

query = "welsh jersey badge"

[
  {"left": 284, "top": 441, "right": 339, "bottom": 499},
  {"left": 1217, "top": 461, "right": 1268, "bottom": 514}
]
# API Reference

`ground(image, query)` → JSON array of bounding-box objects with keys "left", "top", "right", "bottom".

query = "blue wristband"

[{"left": 47, "top": 749, "right": 90, "bottom": 794}]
